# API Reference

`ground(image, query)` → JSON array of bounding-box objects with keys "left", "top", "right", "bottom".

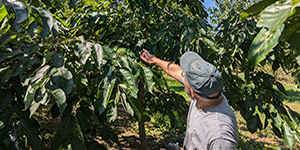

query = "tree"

[
  {"left": 1, "top": 0, "right": 300, "bottom": 149},
  {"left": 213, "top": 0, "right": 300, "bottom": 148},
  {"left": 207, "top": 0, "right": 258, "bottom": 25},
  {"left": 0, "top": 0, "right": 209, "bottom": 149}
]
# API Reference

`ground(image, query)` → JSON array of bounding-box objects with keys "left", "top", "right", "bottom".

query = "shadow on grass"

[{"left": 284, "top": 89, "right": 300, "bottom": 103}]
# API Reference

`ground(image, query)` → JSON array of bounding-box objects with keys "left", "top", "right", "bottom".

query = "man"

[{"left": 140, "top": 49, "right": 238, "bottom": 150}]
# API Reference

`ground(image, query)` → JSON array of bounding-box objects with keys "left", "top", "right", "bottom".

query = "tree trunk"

[{"left": 138, "top": 81, "right": 149, "bottom": 150}]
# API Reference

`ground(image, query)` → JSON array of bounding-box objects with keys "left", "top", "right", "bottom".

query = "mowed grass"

[{"left": 165, "top": 73, "right": 300, "bottom": 150}]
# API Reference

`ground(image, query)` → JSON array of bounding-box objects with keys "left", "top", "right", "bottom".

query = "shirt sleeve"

[
  {"left": 181, "top": 75, "right": 185, "bottom": 86},
  {"left": 209, "top": 138, "right": 237, "bottom": 150}
]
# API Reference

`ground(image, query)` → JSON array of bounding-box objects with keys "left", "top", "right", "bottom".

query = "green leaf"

[
  {"left": 0, "top": 93, "right": 13, "bottom": 108},
  {"left": 29, "top": 100, "right": 41, "bottom": 118},
  {"left": 248, "top": 1, "right": 293, "bottom": 67},
  {"left": 39, "top": 8, "right": 54, "bottom": 38},
  {"left": 31, "top": 0, "right": 40, "bottom": 7},
  {"left": 0, "top": 34, "right": 16, "bottom": 46},
  {"left": 271, "top": 112, "right": 282, "bottom": 129},
  {"left": 247, "top": 24, "right": 284, "bottom": 67},
  {"left": 118, "top": 67, "right": 136, "bottom": 86},
  {"left": 0, "top": 50, "right": 21, "bottom": 63},
  {"left": 241, "top": 0, "right": 277, "bottom": 18},
  {"left": 70, "top": 137, "right": 85, "bottom": 150},
  {"left": 19, "top": 119, "right": 43, "bottom": 150},
  {"left": 41, "top": 0, "right": 51, "bottom": 7},
  {"left": 50, "top": 67, "right": 73, "bottom": 95},
  {"left": 7, "top": 0, "right": 29, "bottom": 24},
  {"left": 48, "top": 85, "right": 67, "bottom": 114},
  {"left": 69, "top": 0, "right": 79, "bottom": 9},
  {"left": 23, "top": 84, "right": 36, "bottom": 110},
  {"left": 91, "top": 44, "right": 103, "bottom": 70},
  {"left": 247, "top": 115, "right": 261, "bottom": 133},
  {"left": 31, "top": 65, "right": 50, "bottom": 85},
  {"left": 140, "top": 65, "right": 154, "bottom": 93},
  {"left": 272, "top": 123, "right": 282, "bottom": 138},
  {"left": 102, "top": 45, "right": 116, "bottom": 59},
  {"left": 120, "top": 92, "right": 134, "bottom": 116},
  {"left": 0, "top": 67, "right": 12, "bottom": 87},
  {"left": 257, "top": 1, "right": 292, "bottom": 30},
  {"left": 74, "top": 41, "right": 93, "bottom": 65},
  {"left": 283, "top": 124, "right": 294, "bottom": 149},
  {"left": 0, "top": 17, "right": 10, "bottom": 34},
  {"left": 128, "top": 97, "right": 142, "bottom": 121},
  {"left": 107, "top": 102, "right": 117, "bottom": 123},
  {"left": 0, "top": 2, "right": 8, "bottom": 23},
  {"left": 275, "top": 81, "right": 287, "bottom": 95},
  {"left": 96, "top": 75, "right": 116, "bottom": 116},
  {"left": 76, "top": 106, "right": 92, "bottom": 129},
  {"left": 51, "top": 102, "right": 60, "bottom": 119},
  {"left": 50, "top": 132, "right": 63, "bottom": 150},
  {"left": 51, "top": 53, "right": 64, "bottom": 68},
  {"left": 61, "top": 115, "right": 75, "bottom": 139}
]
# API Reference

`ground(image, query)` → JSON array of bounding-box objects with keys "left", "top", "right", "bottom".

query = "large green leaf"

[
  {"left": 96, "top": 75, "right": 116, "bottom": 116},
  {"left": 76, "top": 106, "right": 92, "bottom": 129},
  {"left": 91, "top": 44, "right": 103, "bottom": 70},
  {"left": 70, "top": 137, "right": 85, "bottom": 150},
  {"left": 120, "top": 92, "right": 134, "bottom": 116},
  {"left": 247, "top": 24, "right": 284, "bottom": 67},
  {"left": 0, "top": 67, "right": 12, "bottom": 87},
  {"left": 61, "top": 115, "right": 75, "bottom": 139},
  {"left": 48, "top": 85, "right": 67, "bottom": 114},
  {"left": 241, "top": 0, "right": 278, "bottom": 18},
  {"left": 5, "top": 0, "right": 29, "bottom": 32},
  {"left": 19, "top": 119, "right": 43, "bottom": 150},
  {"left": 74, "top": 40, "right": 93, "bottom": 65},
  {"left": 31, "top": 65, "right": 50, "bottom": 88},
  {"left": 107, "top": 101, "right": 117, "bottom": 123},
  {"left": 50, "top": 67, "right": 73, "bottom": 95},
  {"left": 51, "top": 53, "right": 64, "bottom": 68},
  {"left": 247, "top": 115, "right": 261, "bottom": 133},
  {"left": 248, "top": 1, "right": 293, "bottom": 67},
  {"left": 0, "top": 92, "right": 13, "bottom": 109},
  {"left": 128, "top": 97, "right": 142, "bottom": 122},
  {"left": 140, "top": 65, "right": 154, "bottom": 93},
  {"left": 102, "top": 45, "right": 116, "bottom": 59},
  {"left": 283, "top": 124, "right": 294, "bottom": 149},
  {"left": 256, "top": 1, "right": 292, "bottom": 30},
  {"left": 0, "top": 2, "right": 8, "bottom": 23},
  {"left": 39, "top": 8, "right": 54, "bottom": 38},
  {"left": 23, "top": 84, "right": 36, "bottom": 110},
  {"left": 0, "top": 50, "right": 21, "bottom": 63}
]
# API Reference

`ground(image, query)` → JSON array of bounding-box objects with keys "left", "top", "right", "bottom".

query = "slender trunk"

[{"left": 138, "top": 81, "right": 148, "bottom": 150}]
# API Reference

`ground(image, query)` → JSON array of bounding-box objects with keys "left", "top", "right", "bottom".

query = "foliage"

[
  {"left": 207, "top": 0, "right": 258, "bottom": 26},
  {"left": 0, "top": 0, "right": 209, "bottom": 149},
  {"left": 213, "top": 0, "right": 300, "bottom": 148},
  {"left": 2, "top": 0, "right": 300, "bottom": 149}
]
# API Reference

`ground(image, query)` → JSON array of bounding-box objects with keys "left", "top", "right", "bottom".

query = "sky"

[{"left": 203, "top": 0, "right": 216, "bottom": 9}]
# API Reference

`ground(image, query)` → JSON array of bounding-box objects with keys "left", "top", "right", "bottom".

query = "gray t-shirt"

[{"left": 181, "top": 77, "right": 238, "bottom": 150}]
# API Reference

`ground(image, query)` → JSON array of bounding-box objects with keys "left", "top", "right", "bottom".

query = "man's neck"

[{"left": 196, "top": 95, "right": 223, "bottom": 111}]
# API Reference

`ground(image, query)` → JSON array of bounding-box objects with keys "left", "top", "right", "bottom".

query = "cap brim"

[{"left": 180, "top": 51, "right": 204, "bottom": 73}]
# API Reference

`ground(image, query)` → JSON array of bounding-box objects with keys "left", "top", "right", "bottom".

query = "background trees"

[{"left": 1, "top": 0, "right": 300, "bottom": 149}]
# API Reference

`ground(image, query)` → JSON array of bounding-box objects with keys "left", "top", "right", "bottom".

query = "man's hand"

[{"left": 140, "top": 49, "right": 156, "bottom": 64}]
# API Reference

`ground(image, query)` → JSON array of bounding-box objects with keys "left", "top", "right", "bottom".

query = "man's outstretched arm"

[{"left": 140, "top": 49, "right": 183, "bottom": 84}]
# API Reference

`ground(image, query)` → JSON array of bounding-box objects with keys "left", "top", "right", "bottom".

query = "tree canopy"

[{"left": 1, "top": 0, "right": 300, "bottom": 149}]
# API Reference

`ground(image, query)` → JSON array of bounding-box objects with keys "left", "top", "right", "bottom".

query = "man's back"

[{"left": 183, "top": 94, "right": 238, "bottom": 150}]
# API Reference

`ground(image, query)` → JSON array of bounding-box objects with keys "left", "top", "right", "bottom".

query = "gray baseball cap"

[{"left": 180, "top": 51, "right": 223, "bottom": 99}]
